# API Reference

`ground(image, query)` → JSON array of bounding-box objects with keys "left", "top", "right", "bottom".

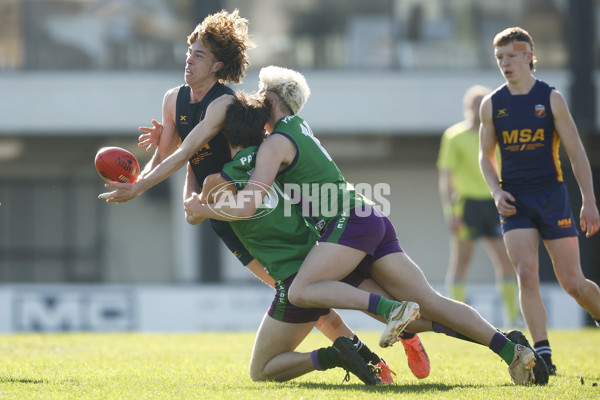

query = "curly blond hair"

[
  {"left": 259, "top": 66, "right": 310, "bottom": 115},
  {"left": 188, "top": 9, "right": 254, "bottom": 83}
]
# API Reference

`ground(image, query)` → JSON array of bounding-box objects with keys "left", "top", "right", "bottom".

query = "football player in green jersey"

[
  {"left": 185, "top": 68, "right": 544, "bottom": 385},
  {"left": 189, "top": 91, "right": 543, "bottom": 383},
  {"left": 186, "top": 91, "right": 389, "bottom": 384},
  {"left": 97, "top": 10, "right": 391, "bottom": 385}
]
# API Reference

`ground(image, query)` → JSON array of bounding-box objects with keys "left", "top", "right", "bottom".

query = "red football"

[{"left": 95, "top": 146, "right": 140, "bottom": 183}]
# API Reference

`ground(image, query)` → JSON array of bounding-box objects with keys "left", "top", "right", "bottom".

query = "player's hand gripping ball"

[{"left": 95, "top": 147, "right": 140, "bottom": 183}]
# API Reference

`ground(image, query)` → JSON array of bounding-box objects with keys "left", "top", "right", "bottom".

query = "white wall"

[
  {"left": 0, "top": 283, "right": 584, "bottom": 333},
  {"left": 0, "top": 70, "right": 577, "bottom": 137}
]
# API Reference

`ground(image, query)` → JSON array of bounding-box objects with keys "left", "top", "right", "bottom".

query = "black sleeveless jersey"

[{"left": 175, "top": 83, "right": 234, "bottom": 188}]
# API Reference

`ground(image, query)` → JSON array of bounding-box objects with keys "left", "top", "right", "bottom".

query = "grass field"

[{"left": 0, "top": 329, "right": 598, "bottom": 399}]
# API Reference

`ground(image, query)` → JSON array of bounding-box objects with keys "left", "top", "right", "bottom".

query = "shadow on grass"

[
  {"left": 292, "top": 381, "right": 488, "bottom": 393},
  {"left": 0, "top": 377, "right": 47, "bottom": 384}
]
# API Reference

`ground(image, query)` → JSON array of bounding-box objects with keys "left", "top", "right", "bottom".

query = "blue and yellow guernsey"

[{"left": 491, "top": 80, "right": 562, "bottom": 194}]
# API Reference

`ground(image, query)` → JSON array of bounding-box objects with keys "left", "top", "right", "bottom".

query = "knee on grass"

[
  {"left": 249, "top": 364, "right": 273, "bottom": 382},
  {"left": 249, "top": 370, "right": 268, "bottom": 382}
]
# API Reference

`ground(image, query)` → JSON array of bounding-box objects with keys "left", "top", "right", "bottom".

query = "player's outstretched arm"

[
  {"left": 136, "top": 88, "right": 181, "bottom": 180},
  {"left": 184, "top": 172, "right": 238, "bottom": 224},
  {"left": 182, "top": 134, "right": 294, "bottom": 220},
  {"left": 183, "top": 165, "right": 204, "bottom": 225},
  {"left": 237, "top": 134, "right": 292, "bottom": 213},
  {"left": 245, "top": 259, "right": 276, "bottom": 287},
  {"left": 99, "top": 94, "right": 233, "bottom": 203}
]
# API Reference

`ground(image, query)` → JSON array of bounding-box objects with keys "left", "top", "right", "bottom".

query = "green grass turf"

[{"left": 0, "top": 329, "right": 598, "bottom": 399}]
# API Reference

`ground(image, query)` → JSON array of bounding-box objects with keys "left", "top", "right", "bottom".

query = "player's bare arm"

[
  {"left": 183, "top": 164, "right": 198, "bottom": 202},
  {"left": 245, "top": 259, "right": 276, "bottom": 288},
  {"left": 138, "top": 87, "right": 182, "bottom": 154},
  {"left": 138, "top": 119, "right": 163, "bottom": 153},
  {"left": 199, "top": 173, "right": 237, "bottom": 204},
  {"left": 181, "top": 134, "right": 295, "bottom": 221},
  {"left": 236, "top": 133, "right": 295, "bottom": 211},
  {"left": 99, "top": 94, "right": 233, "bottom": 203},
  {"left": 182, "top": 165, "right": 203, "bottom": 224},
  {"left": 184, "top": 172, "right": 237, "bottom": 224},
  {"left": 479, "top": 96, "right": 516, "bottom": 217},
  {"left": 551, "top": 90, "right": 600, "bottom": 237},
  {"left": 438, "top": 169, "right": 462, "bottom": 233},
  {"left": 138, "top": 89, "right": 181, "bottom": 179}
]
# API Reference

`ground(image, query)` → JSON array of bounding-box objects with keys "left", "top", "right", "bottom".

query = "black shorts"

[
  {"left": 268, "top": 269, "right": 368, "bottom": 323},
  {"left": 458, "top": 198, "right": 502, "bottom": 240},
  {"left": 209, "top": 219, "right": 254, "bottom": 266}
]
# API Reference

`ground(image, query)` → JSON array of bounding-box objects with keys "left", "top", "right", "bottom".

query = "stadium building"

[{"left": 0, "top": 0, "right": 598, "bottom": 332}]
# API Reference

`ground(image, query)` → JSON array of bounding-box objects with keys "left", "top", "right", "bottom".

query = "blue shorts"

[
  {"left": 268, "top": 270, "right": 367, "bottom": 323},
  {"left": 209, "top": 219, "right": 254, "bottom": 266},
  {"left": 500, "top": 183, "right": 579, "bottom": 239},
  {"left": 318, "top": 205, "right": 403, "bottom": 271}
]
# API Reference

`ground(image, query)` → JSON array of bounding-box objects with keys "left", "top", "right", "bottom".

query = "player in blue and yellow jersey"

[
  {"left": 479, "top": 27, "right": 600, "bottom": 375},
  {"left": 438, "top": 85, "right": 521, "bottom": 327},
  {"left": 184, "top": 67, "right": 546, "bottom": 385}
]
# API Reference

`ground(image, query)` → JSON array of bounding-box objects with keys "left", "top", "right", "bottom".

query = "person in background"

[
  {"left": 438, "top": 84, "right": 521, "bottom": 327},
  {"left": 479, "top": 26, "right": 600, "bottom": 375}
]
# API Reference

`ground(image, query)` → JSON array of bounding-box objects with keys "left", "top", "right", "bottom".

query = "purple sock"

[
  {"left": 311, "top": 350, "right": 324, "bottom": 371},
  {"left": 432, "top": 321, "right": 457, "bottom": 337},
  {"left": 489, "top": 332, "right": 509, "bottom": 354},
  {"left": 367, "top": 293, "right": 381, "bottom": 315}
]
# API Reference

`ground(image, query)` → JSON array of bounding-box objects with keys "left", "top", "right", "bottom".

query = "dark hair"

[
  {"left": 493, "top": 27, "right": 537, "bottom": 71},
  {"left": 224, "top": 92, "right": 271, "bottom": 148}
]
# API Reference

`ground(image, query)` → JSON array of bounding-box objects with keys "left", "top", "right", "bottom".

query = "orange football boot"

[
  {"left": 400, "top": 334, "right": 430, "bottom": 379},
  {"left": 375, "top": 361, "right": 397, "bottom": 384}
]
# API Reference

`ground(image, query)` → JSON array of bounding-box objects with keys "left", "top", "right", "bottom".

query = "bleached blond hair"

[{"left": 259, "top": 66, "right": 310, "bottom": 114}]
